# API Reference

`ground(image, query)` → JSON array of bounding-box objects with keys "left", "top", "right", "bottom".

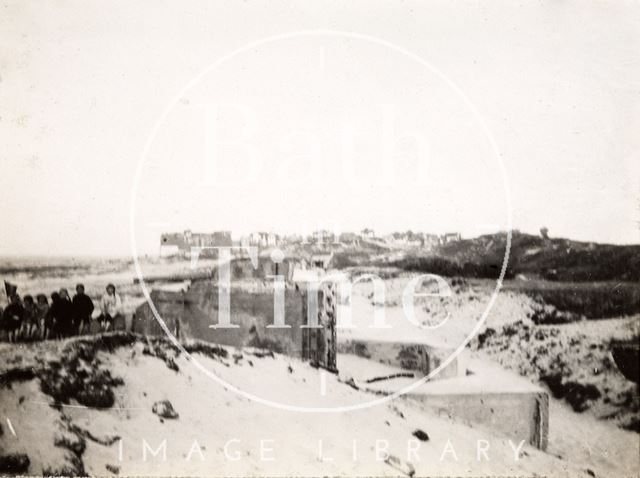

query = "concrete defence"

[
  {"left": 407, "top": 358, "right": 549, "bottom": 450},
  {"left": 338, "top": 353, "right": 549, "bottom": 450},
  {"left": 338, "top": 339, "right": 464, "bottom": 380},
  {"left": 410, "top": 389, "right": 549, "bottom": 450},
  {"left": 133, "top": 273, "right": 547, "bottom": 449},
  {"left": 133, "top": 279, "right": 337, "bottom": 370}
]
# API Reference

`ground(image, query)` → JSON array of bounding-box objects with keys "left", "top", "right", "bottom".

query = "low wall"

[
  {"left": 133, "top": 280, "right": 337, "bottom": 369},
  {"left": 408, "top": 391, "right": 548, "bottom": 450}
]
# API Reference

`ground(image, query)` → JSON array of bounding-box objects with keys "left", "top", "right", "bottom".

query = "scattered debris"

[
  {"left": 365, "top": 372, "right": 414, "bottom": 384},
  {"left": 245, "top": 348, "right": 275, "bottom": 359},
  {"left": 182, "top": 341, "right": 228, "bottom": 360},
  {"left": 383, "top": 453, "right": 415, "bottom": 477},
  {"left": 342, "top": 377, "right": 359, "bottom": 390},
  {"left": 54, "top": 428, "right": 87, "bottom": 456}
]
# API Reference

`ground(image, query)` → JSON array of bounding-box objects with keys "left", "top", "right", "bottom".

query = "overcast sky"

[{"left": 1, "top": 0, "right": 639, "bottom": 256}]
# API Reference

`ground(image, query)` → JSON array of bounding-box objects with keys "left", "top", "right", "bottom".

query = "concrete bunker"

[
  {"left": 133, "top": 279, "right": 338, "bottom": 371},
  {"left": 132, "top": 265, "right": 549, "bottom": 451}
]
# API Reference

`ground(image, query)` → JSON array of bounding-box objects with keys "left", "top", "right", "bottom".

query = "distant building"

[
  {"left": 308, "top": 230, "right": 338, "bottom": 245},
  {"left": 441, "top": 232, "right": 462, "bottom": 243},
  {"left": 421, "top": 233, "right": 441, "bottom": 248},
  {"left": 248, "top": 232, "right": 278, "bottom": 247},
  {"left": 160, "top": 230, "right": 232, "bottom": 255},
  {"left": 385, "top": 231, "right": 422, "bottom": 247},
  {"left": 360, "top": 228, "right": 375, "bottom": 239},
  {"left": 338, "top": 232, "right": 360, "bottom": 246}
]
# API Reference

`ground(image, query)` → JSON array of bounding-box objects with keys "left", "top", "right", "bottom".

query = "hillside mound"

[
  {"left": 394, "top": 231, "right": 640, "bottom": 282},
  {"left": 0, "top": 333, "right": 618, "bottom": 477}
]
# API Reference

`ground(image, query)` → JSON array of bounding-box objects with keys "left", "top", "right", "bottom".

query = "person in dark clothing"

[
  {"left": 44, "top": 292, "right": 59, "bottom": 339},
  {"left": 48, "top": 289, "right": 74, "bottom": 339},
  {"left": 21, "top": 295, "right": 39, "bottom": 340},
  {"left": 57, "top": 288, "right": 74, "bottom": 338},
  {"left": 72, "top": 284, "right": 94, "bottom": 335},
  {"left": 2, "top": 294, "right": 24, "bottom": 343}
]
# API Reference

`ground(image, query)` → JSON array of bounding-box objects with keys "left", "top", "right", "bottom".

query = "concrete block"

[
  {"left": 133, "top": 279, "right": 338, "bottom": 369},
  {"left": 338, "top": 339, "right": 463, "bottom": 380},
  {"left": 337, "top": 353, "right": 548, "bottom": 450},
  {"left": 408, "top": 390, "right": 548, "bottom": 450}
]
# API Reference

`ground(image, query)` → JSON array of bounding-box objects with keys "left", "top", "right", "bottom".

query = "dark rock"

[
  {"left": 412, "top": 429, "right": 429, "bottom": 441},
  {"left": 152, "top": 400, "right": 179, "bottom": 419},
  {"left": 106, "top": 463, "right": 120, "bottom": 474},
  {"left": 0, "top": 453, "right": 30, "bottom": 474}
]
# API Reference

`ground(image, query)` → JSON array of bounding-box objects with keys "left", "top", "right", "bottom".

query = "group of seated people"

[{"left": 1, "top": 283, "right": 124, "bottom": 342}]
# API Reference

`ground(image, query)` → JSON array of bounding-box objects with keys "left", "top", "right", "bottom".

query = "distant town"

[{"left": 160, "top": 229, "right": 463, "bottom": 255}]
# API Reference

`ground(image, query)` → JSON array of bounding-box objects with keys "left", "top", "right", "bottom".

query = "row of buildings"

[{"left": 160, "top": 229, "right": 461, "bottom": 255}]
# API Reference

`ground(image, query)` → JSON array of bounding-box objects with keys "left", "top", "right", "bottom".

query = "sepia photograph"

[{"left": 0, "top": 1, "right": 639, "bottom": 477}]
